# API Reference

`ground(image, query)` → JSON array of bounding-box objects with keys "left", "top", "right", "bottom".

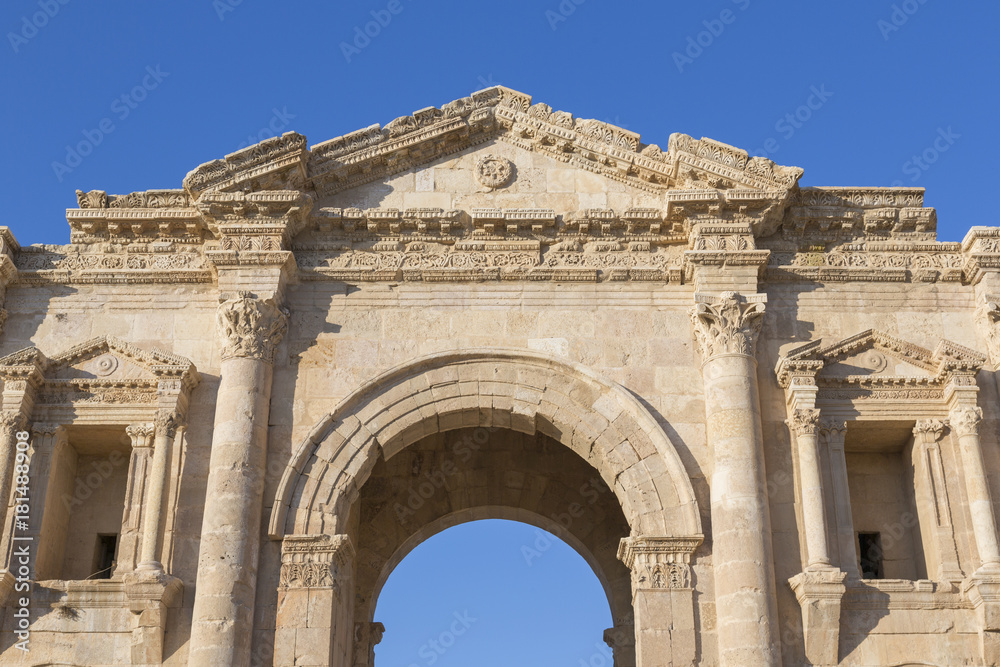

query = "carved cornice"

[
  {"left": 787, "top": 409, "right": 822, "bottom": 437},
  {"left": 691, "top": 292, "right": 766, "bottom": 361},
  {"left": 184, "top": 132, "right": 309, "bottom": 198},
  {"left": 217, "top": 291, "right": 288, "bottom": 363},
  {"left": 617, "top": 535, "right": 703, "bottom": 591},
  {"left": 950, "top": 407, "right": 983, "bottom": 438}
]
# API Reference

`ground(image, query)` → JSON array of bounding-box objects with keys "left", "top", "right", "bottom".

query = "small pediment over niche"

[
  {"left": 778, "top": 329, "right": 985, "bottom": 387},
  {"left": 46, "top": 336, "right": 196, "bottom": 383}
]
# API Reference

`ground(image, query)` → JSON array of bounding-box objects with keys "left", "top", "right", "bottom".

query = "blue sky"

[
  {"left": 2, "top": 1, "right": 997, "bottom": 246},
  {"left": 2, "top": 2, "right": 997, "bottom": 662},
  {"left": 374, "top": 520, "right": 612, "bottom": 666}
]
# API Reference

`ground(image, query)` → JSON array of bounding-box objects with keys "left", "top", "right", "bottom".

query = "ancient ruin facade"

[{"left": 0, "top": 86, "right": 998, "bottom": 666}]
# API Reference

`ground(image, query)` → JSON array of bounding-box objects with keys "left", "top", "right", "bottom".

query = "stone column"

[
  {"left": 617, "top": 536, "right": 702, "bottom": 667},
  {"left": 951, "top": 407, "right": 1000, "bottom": 572},
  {"left": 137, "top": 411, "right": 180, "bottom": 572},
  {"left": 786, "top": 408, "right": 831, "bottom": 570},
  {"left": 0, "top": 411, "right": 26, "bottom": 550},
  {"left": 819, "top": 420, "right": 859, "bottom": 579},
  {"left": 116, "top": 423, "right": 155, "bottom": 576},
  {"left": 274, "top": 534, "right": 356, "bottom": 667},
  {"left": 189, "top": 292, "right": 288, "bottom": 667},
  {"left": 911, "top": 420, "right": 963, "bottom": 582},
  {"left": 691, "top": 292, "right": 781, "bottom": 667}
]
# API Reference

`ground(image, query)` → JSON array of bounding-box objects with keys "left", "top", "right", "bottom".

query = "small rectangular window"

[
  {"left": 92, "top": 534, "right": 118, "bottom": 580},
  {"left": 858, "top": 532, "right": 884, "bottom": 579}
]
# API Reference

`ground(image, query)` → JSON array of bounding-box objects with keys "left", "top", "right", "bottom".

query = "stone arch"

[{"left": 269, "top": 348, "right": 701, "bottom": 540}]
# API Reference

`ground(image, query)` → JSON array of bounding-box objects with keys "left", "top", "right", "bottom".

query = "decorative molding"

[
  {"left": 617, "top": 535, "right": 703, "bottom": 591},
  {"left": 126, "top": 423, "right": 156, "bottom": 448},
  {"left": 691, "top": 292, "right": 766, "bottom": 361},
  {"left": 154, "top": 411, "right": 180, "bottom": 439},
  {"left": 217, "top": 291, "right": 289, "bottom": 364},
  {"left": 914, "top": 419, "right": 947, "bottom": 442}
]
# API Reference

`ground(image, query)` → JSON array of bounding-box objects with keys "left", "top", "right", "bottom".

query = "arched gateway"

[
  {"left": 268, "top": 350, "right": 703, "bottom": 666},
  {"left": 2, "top": 85, "right": 998, "bottom": 667}
]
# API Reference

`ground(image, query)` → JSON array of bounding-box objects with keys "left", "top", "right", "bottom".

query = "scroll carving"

[
  {"left": 691, "top": 292, "right": 766, "bottom": 360},
  {"left": 217, "top": 291, "right": 288, "bottom": 363}
]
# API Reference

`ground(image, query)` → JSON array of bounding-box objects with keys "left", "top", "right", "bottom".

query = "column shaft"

[
  {"left": 788, "top": 410, "right": 831, "bottom": 568},
  {"left": 137, "top": 413, "right": 178, "bottom": 571},
  {"left": 189, "top": 292, "right": 287, "bottom": 667},
  {"left": 952, "top": 408, "right": 1000, "bottom": 570},
  {"left": 693, "top": 292, "right": 780, "bottom": 667}
]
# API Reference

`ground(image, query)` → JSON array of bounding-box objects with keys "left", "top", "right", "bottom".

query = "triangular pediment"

[
  {"left": 780, "top": 330, "right": 985, "bottom": 386},
  {"left": 181, "top": 87, "right": 803, "bottom": 204},
  {"left": 47, "top": 336, "right": 196, "bottom": 382}
]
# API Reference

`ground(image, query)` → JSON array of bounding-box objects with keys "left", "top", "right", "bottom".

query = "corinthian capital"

[
  {"left": 217, "top": 291, "right": 288, "bottom": 363},
  {"left": 787, "top": 409, "right": 821, "bottom": 437},
  {"left": 950, "top": 407, "right": 984, "bottom": 438},
  {"left": 691, "top": 292, "right": 766, "bottom": 361}
]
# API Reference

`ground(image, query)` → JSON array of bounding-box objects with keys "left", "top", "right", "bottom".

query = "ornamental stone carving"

[
  {"left": 914, "top": 419, "right": 947, "bottom": 441},
  {"left": 787, "top": 409, "right": 821, "bottom": 437},
  {"left": 691, "top": 291, "right": 766, "bottom": 361},
  {"left": 950, "top": 407, "right": 984, "bottom": 438},
  {"left": 154, "top": 411, "right": 180, "bottom": 439},
  {"left": 217, "top": 291, "right": 289, "bottom": 363},
  {"left": 474, "top": 154, "right": 514, "bottom": 189},
  {"left": 618, "top": 536, "right": 702, "bottom": 591},
  {"left": 279, "top": 534, "right": 354, "bottom": 592},
  {"left": 126, "top": 423, "right": 156, "bottom": 448},
  {"left": 976, "top": 296, "right": 1000, "bottom": 368}
]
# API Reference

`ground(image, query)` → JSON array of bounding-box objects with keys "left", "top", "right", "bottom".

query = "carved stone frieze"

[
  {"left": 691, "top": 292, "right": 766, "bottom": 361},
  {"left": 217, "top": 292, "right": 289, "bottom": 363}
]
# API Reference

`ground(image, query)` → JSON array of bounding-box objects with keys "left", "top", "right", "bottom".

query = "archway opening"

[{"left": 373, "top": 519, "right": 615, "bottom": 667}]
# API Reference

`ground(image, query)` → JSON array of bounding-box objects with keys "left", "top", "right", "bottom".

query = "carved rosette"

[
  {"left": 279, "top": 534, "right": 354, "bottom": 592},
  {"left": 691, "top": 292, "right": 766, "bottom": 361},
  {"left": 217, "top": 291, "right": 288, "bottom": 364},
  {"left": 950, "top": 407, "right": 984, "bottom": 438},
  {"left": 787, "top": 409, "right": 821, "bottom": 437},
  {"left": 617, "top": 536, "right": 702, "bottom": 592}
]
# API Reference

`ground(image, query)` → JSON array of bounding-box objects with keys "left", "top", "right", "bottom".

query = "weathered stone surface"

[{"left": 0, "top": 87, "right": 997, "bottom": 666}]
